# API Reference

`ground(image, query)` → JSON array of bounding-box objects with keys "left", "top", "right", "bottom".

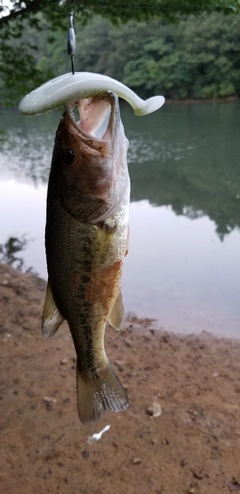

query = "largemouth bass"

[
  {"left": 19, "top": 72, "right": 165, "bottom": 424},
  {"left": 42, "top": 92, "right": 130, "bottom": 424}
]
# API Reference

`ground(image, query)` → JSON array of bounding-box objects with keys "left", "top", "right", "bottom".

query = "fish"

[
  {"left": 42, "top": 91, "right": 130, "bottom": 424},
  {"left": 19, "top": 71, "right": 165, "bottom": 116},
  {"left": 19, "top": 71, "right": 165, "bottom": 423}
]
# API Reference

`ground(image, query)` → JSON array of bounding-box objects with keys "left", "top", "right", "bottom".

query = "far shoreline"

[
  {"left": 165, "top": 95, "right": 239, "bottom": 104},
  {"left": 1, "top": 95, "right": 239, "bottom": 113}
]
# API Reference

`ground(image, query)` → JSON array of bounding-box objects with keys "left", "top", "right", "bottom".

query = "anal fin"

[
  {"left": 108, "top": 290, "right": 125, "bottom": 330},
  {"left": 42, "top": 281, "right": 64, "bottom": 338}
]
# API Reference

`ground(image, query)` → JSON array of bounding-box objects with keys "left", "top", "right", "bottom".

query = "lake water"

[{"left": 0, "top": 101, "right": 240, "bottom": 338}]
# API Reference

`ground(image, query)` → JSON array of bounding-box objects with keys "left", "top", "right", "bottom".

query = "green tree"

[{"left": 1, "top": 0, "right": 240, "bottom": 106}]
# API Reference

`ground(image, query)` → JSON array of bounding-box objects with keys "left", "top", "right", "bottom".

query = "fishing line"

[{"left": 66, "top": 0, "right": 76, "bottom": 75}]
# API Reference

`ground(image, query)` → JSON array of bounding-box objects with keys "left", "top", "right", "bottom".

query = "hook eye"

[
  {"left": 66, "top": 0, "right": 76, "bottom": 15},
  {"left": 63, "top": 148, "right": 75, "bottom": 165}
]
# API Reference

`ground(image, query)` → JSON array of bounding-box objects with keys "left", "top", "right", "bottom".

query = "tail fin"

[{"left": 76, "top": 359, "right": 129, "bottom": 425}]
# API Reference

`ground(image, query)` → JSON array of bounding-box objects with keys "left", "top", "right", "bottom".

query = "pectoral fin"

[
  {"left": 42, "top": 282, "right": 64, "bottom": 338},
  {"left": 108, "top": 290, "right": 125, "bottom": 330}
]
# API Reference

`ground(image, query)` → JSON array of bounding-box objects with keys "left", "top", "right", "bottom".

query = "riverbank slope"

[{"left": 1, "top": 263, "right": 240, "bottom": 494}]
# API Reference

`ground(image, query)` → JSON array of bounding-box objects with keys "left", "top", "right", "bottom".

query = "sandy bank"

[{"left": 0, "top": 263, "right": 240, "bottom": 494}]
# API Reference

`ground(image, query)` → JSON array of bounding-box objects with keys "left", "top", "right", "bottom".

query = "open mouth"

[{"left": 65, "top": 92, "right": 117, "bottom": 142}]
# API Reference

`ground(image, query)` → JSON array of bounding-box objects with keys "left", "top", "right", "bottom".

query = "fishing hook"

[{"left": 66, "top": 0, "right": 76, "bottom": 75}]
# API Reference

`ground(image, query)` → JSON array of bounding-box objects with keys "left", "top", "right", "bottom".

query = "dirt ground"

[{"left": 1, "top": 263, "right": 240, "bottom": 494}]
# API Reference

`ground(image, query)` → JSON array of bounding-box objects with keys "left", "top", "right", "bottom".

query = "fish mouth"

[{"left": 65, "top": 91, "right": 119, "bottom": 149}]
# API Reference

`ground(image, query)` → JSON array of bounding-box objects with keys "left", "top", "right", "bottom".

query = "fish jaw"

[
  {"left": 65, "top": 91, "right": 117, "bottom": 155},
  {"left": 49, "top": 91, "right": 130, "bottom": 224}
]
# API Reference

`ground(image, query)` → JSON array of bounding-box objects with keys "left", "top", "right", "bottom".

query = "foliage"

[
  {"left": 0, "top": 235, "right": 37, "bottom": 273},
  {"left": 121, "top": 13, "right": 240, "bottom": 99},
  {"left": 0, "top": 235, "right": 28, "bottom": 271},
  {"left": 1, "top": 0, "right": 239, "bottom": 28},
  {"left": 1, "top": 2, "right": 240, "bottom": 105},
  {"left": 33, "top": 13, "right": 240, "bottom": 100}
]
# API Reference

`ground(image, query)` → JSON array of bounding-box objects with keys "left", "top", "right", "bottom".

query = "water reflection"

[
  {"left": 123, "top": 201, "right": 240, "bottom": 337},
  {"left": 0, "top": 102, "right": 240, "bottom": 337},
  {"left": 1, "top": 102, "right": 240, "bottom": 239},
  {"left": 126, "top": 102, "right": 240, "bottom": 239},
  {"left": 0, "top": 180, "right": 46, "bottom": 277},
  {"left": 0, "top": 109, "right": 59, "bottom": 184}
]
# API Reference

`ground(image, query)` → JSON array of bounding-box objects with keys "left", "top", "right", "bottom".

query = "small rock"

[
  {"left": 82, "top": 450, "right": 89, "bottom": 459},
  {"left": 43, "top": 396, "right": 57, "bottom": 404},
  {"left": 191, "top": 469, "right": 203, "bottom": 480},
  {"left": 162, "top": 438, "right": 169, "bottom": 445},
  {"left": 115, "top": 359, "right": 124, "bottom": 366},
  {"left": 26, "top": 388, "right": 35, "bottom": 398},
  {"left": 43, "top": 469, "right": 52, "bottom": 479},
  {"left": 188, "top": 487, "right": 196, "bottom": 494},
  {"left": 115, "top": 359, "right": 124, "bottom": 371},
  {"left": 146, "top": 402, "right": 162, "bottom": 418},
  {"left": 133, "top": 458, "right": 142, "bottom": 465},
  {"left": 224, "top": 478, "right": 240, "bottom": 490},
  {"left": 0, "top": 326, "right": 8, "bottom": 334},
  {"left": 61, "top": 358, "right": 68, "bottom": 365},
  {"left": 188, "top": 409, "right": 198, "bottom": 416},
  {"left": 122, "top": 338, "right": 132, "bottom": 347}
]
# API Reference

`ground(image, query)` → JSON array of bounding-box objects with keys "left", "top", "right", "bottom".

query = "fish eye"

[{"left": 63, "top": 148, "right": 75, "bottom": 165}]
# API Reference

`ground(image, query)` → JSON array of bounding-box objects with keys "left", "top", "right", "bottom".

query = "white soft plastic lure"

[{"left": 19, "top": 72, "right": 165, "bottom": 116}]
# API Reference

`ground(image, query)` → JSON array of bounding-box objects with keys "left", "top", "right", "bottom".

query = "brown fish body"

[{"left": 42, "top": 92, "right": 130, "bottom": 423}]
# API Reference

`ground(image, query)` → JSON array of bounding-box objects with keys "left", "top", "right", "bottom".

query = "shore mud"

[{"left": 1, "top": 263, "right": 240, "bottom": 494}]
